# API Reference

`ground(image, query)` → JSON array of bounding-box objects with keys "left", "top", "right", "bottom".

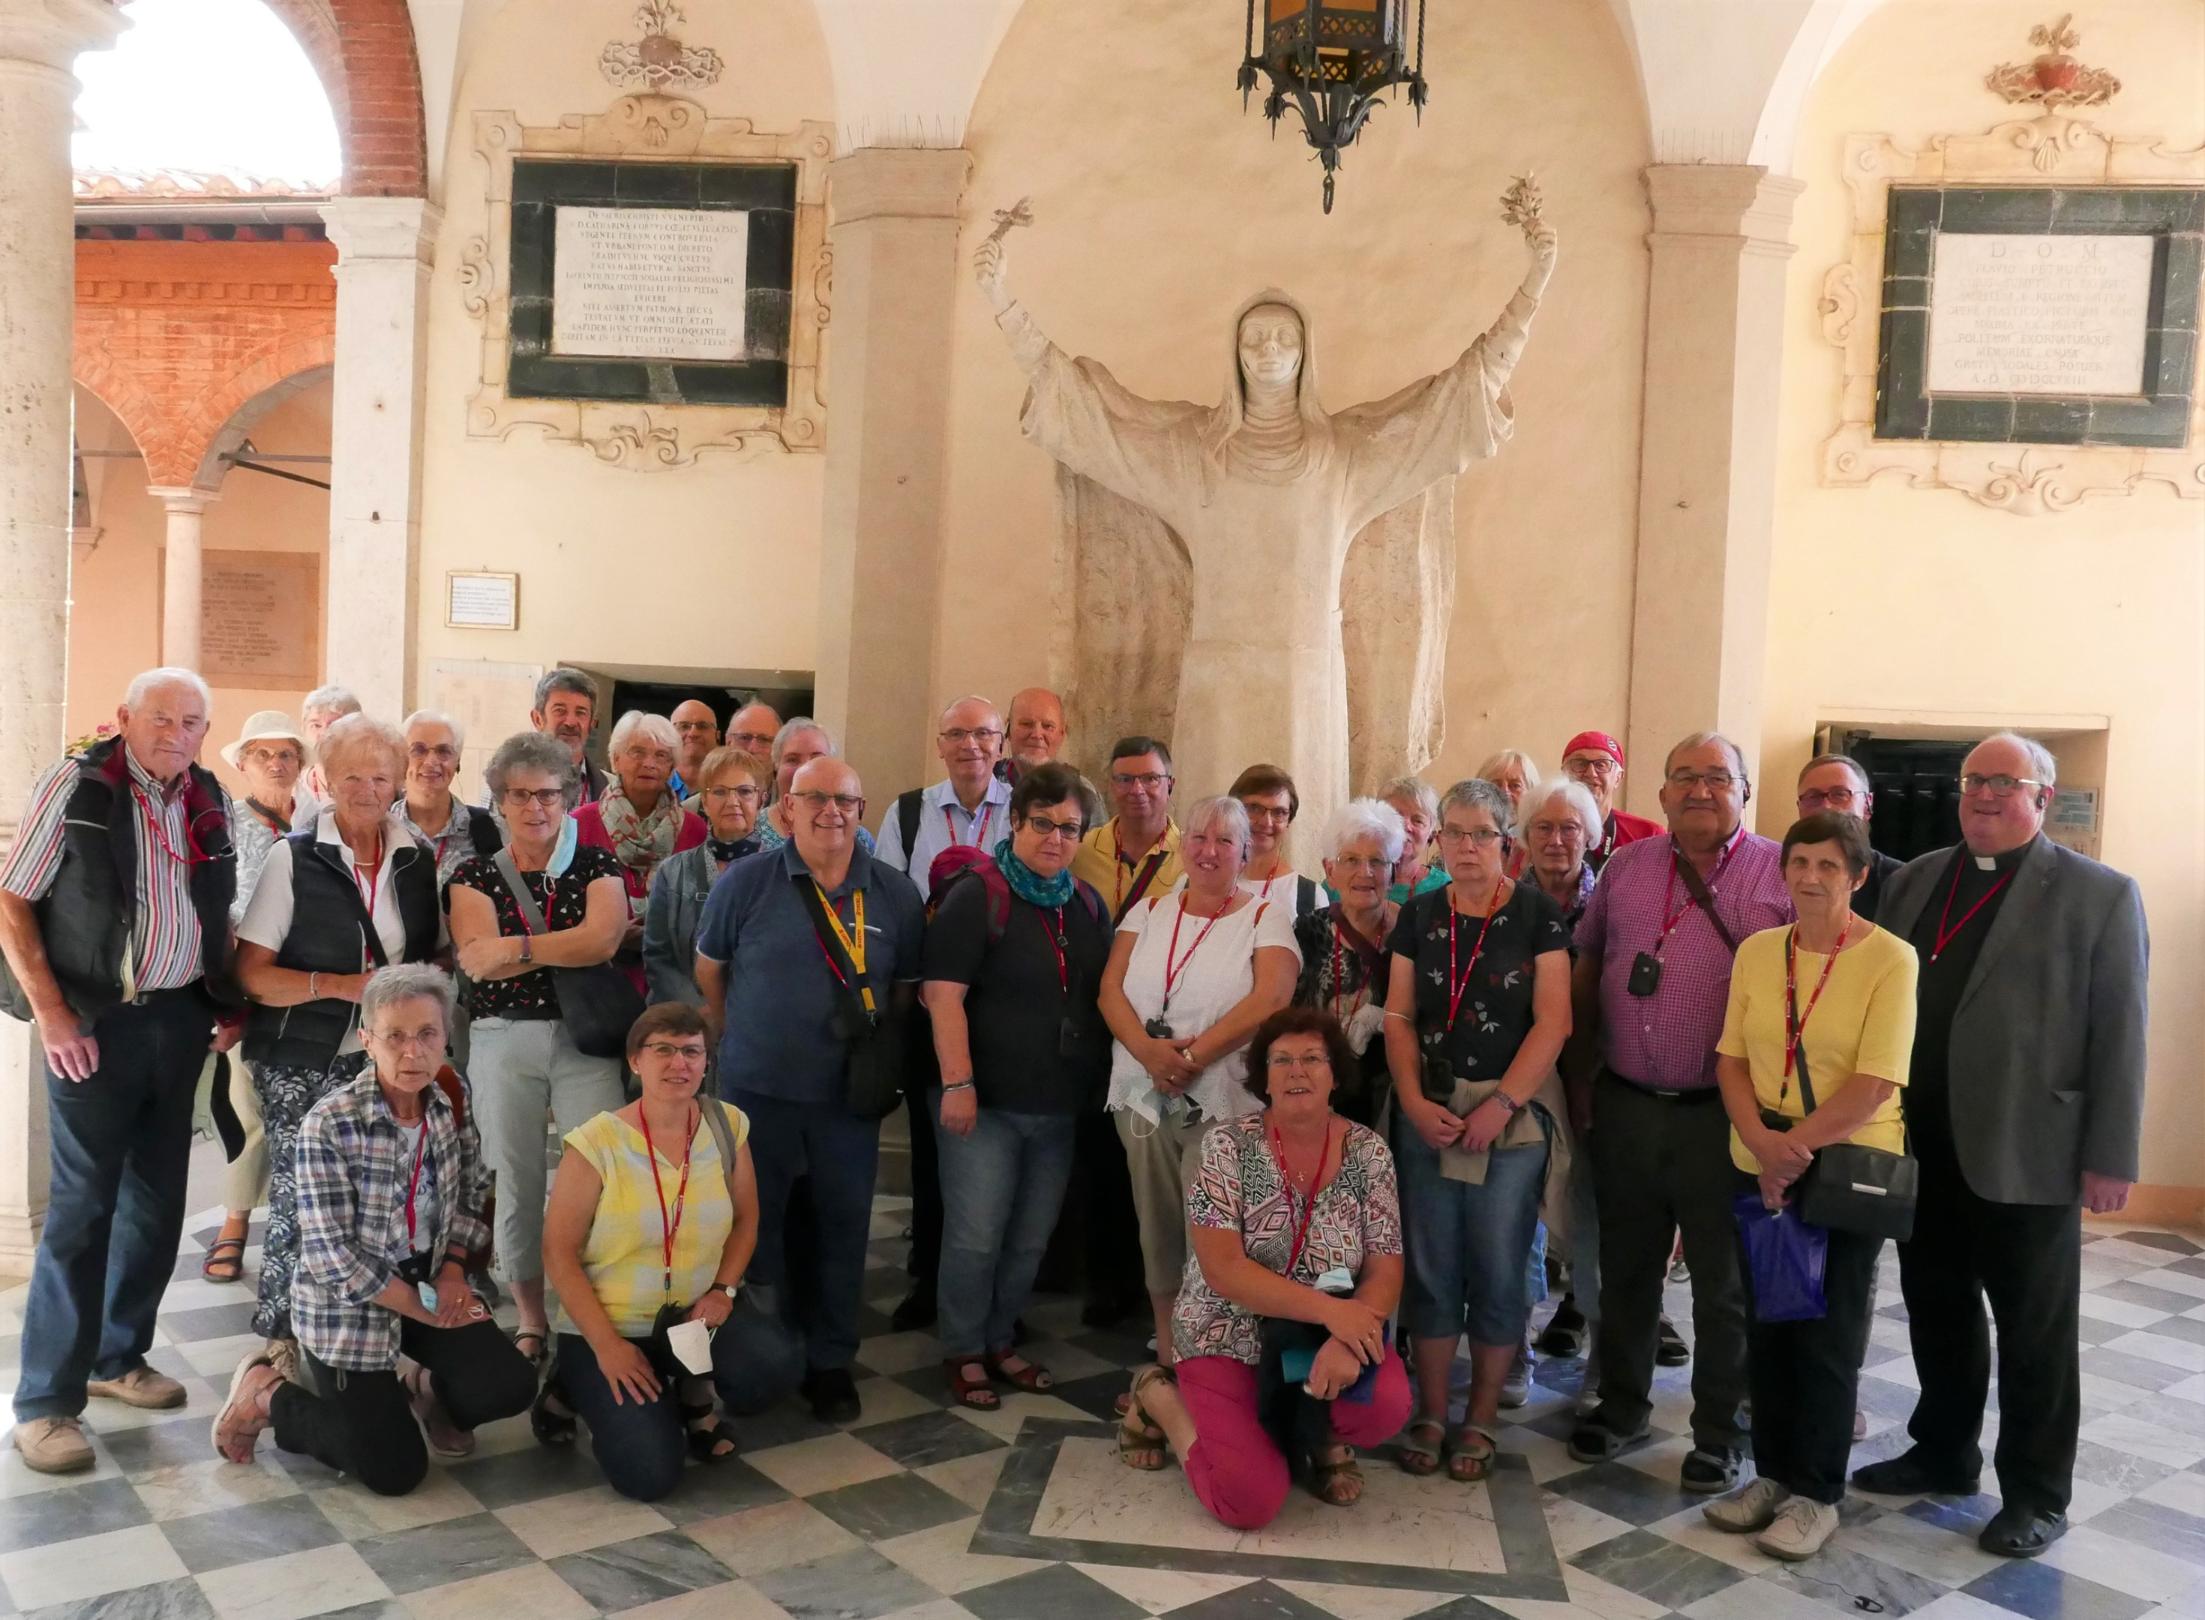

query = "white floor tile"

[
  {"left": 194, "top": 1542, "right": 392, "bottom": 1620},
  {"left": 403, "top": 1560, "right": 600, "bottom": 1620},
  {"left": 2081, "top": 1294, "right": 2178, "bottom": 1330},
  {"left": 875, "top": 1515, "right": 1047, "bottom": 1595},
  {"left": 2041, "top": 1521, "right": 2205, "bottom": 1600},
  {"left": 1684, "top": 1574, "right": 1835, "bottom": 1620},
  {"left": 494, "top": 1482, "right": 674, "bottom": 1557},
  {"left": 1836, "top": 1505, "right": 2006, "bottom": 1586},
  {"left": 2080, "top": 1410, "right": 2205, "bottom": 1468},
  {"left": 1272, "top": 1579, "right": 1457, "bottom": 1619},
  {"left": 683, "top": 1498, "right": 864, "bottom": 1577},
  {"left": 130, "top": 1453, "right": 302, "bottom": 1520},
  {"left": 310, "top": 1470, "right": 486, "bottom": 1539},
  {"left": 742, "top": 1430, "right": 902, "bottom": 1497},
  {"left": 2108, "top": 1331, "right": 2205, "bottom": 1373},
  {"left": 0, "top": 1522, "right": 188, "bottom": 1610},
  {"left": 616, "top": 1580, "right": 794, "bottom": 1619}
]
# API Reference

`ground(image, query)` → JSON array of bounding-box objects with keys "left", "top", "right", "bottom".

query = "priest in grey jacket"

[{"left": 1853, "top": 732, "right": 2148, "bottom": 1562}]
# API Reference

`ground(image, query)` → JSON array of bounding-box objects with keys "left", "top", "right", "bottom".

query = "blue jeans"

[
  {"left": 732, "top": 1089, "right": 880, "bottom": 1373},
  {"left": 15, "top": 988, "right": 209, "bottom": 1421},
  {"left": 931, "top": 1094, "right": 1076, "bottom": 1359},
  {"left": 554, "top": 1305, "right": 804, "bottom": 1501},
  {"left": 1393, "top": 1112, "right": 1550, "bottom": 1348}
]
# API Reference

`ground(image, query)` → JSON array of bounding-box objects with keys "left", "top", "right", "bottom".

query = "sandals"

[
  {"left": 1310, "top": 1443, "right": 1364, "bottom": 1506},
  {"left": 1447, "top": 1424, "right": 1498, "bottom": 1483},
  {"left": 512, "top": 1329, "right": 549, "bottom": 1368},
  {"left": 1396, "top": 1417, "right": 1445, "bottom": 1477},
  {"left": 946, "top": 1358, "right": 1001, "bottom": 1411},
  {"left": 531, "top": 1381, "right": 577, "bottom": 1446},
  {"left": 984, "top": 1350, "right": 1053, "bottom": 1393},
  {"left": 1118, "top": 1365, "right": 1173, "bottom": 1471},
  {"left": 680, "top": 1384, "right": 738, "bottom": 1462},
  {"left": 400, "top": 1362, "right": 475, "bottom": 1459},
  {"left": 202, "top": 1234, "right": 248, "bottom": 1285}
]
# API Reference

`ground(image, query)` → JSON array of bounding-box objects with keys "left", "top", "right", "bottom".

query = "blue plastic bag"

[{"left": 1734, "top": 1193, "right": 1828, "bottom": 1323}]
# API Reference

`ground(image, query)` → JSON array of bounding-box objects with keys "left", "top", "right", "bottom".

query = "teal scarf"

[{"left": 996, "top": 838, "right": 1074, "bottom": 908}]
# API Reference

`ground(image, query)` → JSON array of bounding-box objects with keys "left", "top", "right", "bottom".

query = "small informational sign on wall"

[
  {"left": 446, "top": 571, "right": 519, "bottom": 631},
  {"left": 2047, "top": 785, "right": 2101, "bottom": 858},
  {"left": 198, "top": 551, "right": 321, "bottom": 687}
]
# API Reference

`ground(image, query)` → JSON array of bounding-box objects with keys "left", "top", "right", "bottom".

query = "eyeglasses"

[
  {"left": 1797, "top": 787, "right": 1865, "bottom": 812},
  {"left": 406, "top": 744, "right": 457, "bottom": 763},
  {"left": 939, "top": 728, "right": 1001, "bottom": 746},
  {"left": 1266, "top": 1051, "right": 1333, "bottom": 1072},
  {"left": 1959, "top": 772, "right": 2046, "bottom": 799},
  {"left": 1111, "top": 772, "right": 1170, "bottom": 790},
  {"left": 1329, "top": 853, "right": 1388, "bottom": 871},
  {"left": 244, "top": 746, "right": 302, "bottom": 767},
  {"left": 1667, "top": 769, "right": 1739, "bottom": 790},
  {"left": 1026, "top": 814, "right": 1083, "bottom": 841},
  {"left": 1241, "top": 804, "right": 1293, "bottom": 824},
  {"left": 1564, "top": 756, "right": 1618, "bottom": 778},
  {"left": 1437, "top": 826, "right": 1504, "bottom": 847},
  {"left": 1527, "top": 819, "right": 1587, "bottom": 842},
  {"left": 790, "top": 790, "right": 864, "bottom": 814},
  {"left": 501, "top": 788, "right": 566, "bottom": 810},
  {"left": 639, "top": 1041, "right": 709, "bottom": 1063},
  {"left": 704, "top": 784, "right": 761, "bottom": 803},
  {"left": 368, "top": 1026, "right": 445, "bottom": 1052},
  {"left": 729, "top": 731, "right": 775, "bottom": 748}
]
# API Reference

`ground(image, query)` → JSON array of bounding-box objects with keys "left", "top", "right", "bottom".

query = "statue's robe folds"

[{"left": 1018, "top": 291, "right": 1515, "bottom": 837}]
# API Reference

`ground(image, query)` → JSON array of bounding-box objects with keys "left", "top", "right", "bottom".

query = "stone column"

[
  {"left": 321, "top": 196, "right": 439, "bottom": 719},
  {"left": 1624, "top": 166, "right": 1804, "bottom": 803},
  {"left": 0, "top": 0, "right": 128, "bottom": 1273},
  {"left": 813, "top": 148, "right": 971, "bottom": 799},
  {"left": 147, "top": 486, "right": 213, "bottom": 671}
]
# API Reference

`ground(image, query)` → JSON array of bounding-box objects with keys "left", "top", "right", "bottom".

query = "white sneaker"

[
  {"left": 1703, "top": 1476, "right": 1791, "bottom": 1533},
  {"left": 1755, "top": 1497, "right": 1840, "bottom": 1561}
]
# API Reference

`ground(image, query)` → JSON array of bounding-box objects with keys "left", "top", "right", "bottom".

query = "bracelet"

[
  {"left": 942, "top": 1080, "right": 975, "bottom": 1093},
  {"left": 309, "top": 971, "right": 320, "bottom": 999},
  {"left": 1490, "top": 1091, "right": 1523, "bottom": 1115}
]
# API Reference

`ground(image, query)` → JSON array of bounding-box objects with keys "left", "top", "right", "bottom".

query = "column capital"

[
  {"left": 321, "top": 196, "right": 443, "bottom": 266},
  {"left": 829, "top": 148, "right": 972, "bottom": 226},
  {"left": 1643, "top": 164, "right": 1805, "bottom": 252},
  {"left": 143, "top": 484, "right": 216, "bottom": 514},
  {"left": 0, "top": 0, "right": 125, "bottom": 73}
]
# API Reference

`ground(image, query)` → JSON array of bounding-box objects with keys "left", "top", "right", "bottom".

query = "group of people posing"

[{"left": 0, "top": 667, "right": 2148, "bottom": 1573}]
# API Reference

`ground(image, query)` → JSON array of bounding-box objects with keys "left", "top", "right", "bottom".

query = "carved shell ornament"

[
  {"left": 1985, "top": 14, "right": 2121, "bottom": 112},
  {"left": 601, "top": 0, "right": 723, "bottom": 92}
]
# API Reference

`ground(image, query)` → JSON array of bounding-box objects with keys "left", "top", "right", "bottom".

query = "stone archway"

[{"left": 260, "top": 0, "right": 426, "bottom": 196}]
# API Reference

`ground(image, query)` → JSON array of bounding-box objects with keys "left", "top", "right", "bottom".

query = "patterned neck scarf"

[
  {"left": 996, "top": 837, "right": 1075, "bottom": 908},
  {"left": 597, "top": 782, "right": 682, "bottom": 886}
]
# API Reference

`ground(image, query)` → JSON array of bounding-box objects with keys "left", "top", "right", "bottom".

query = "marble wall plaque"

[
  {"left": 551, "top": 205, "right": 749, "bottom": 362},
  {"left": 1927, "top": 233, "right": 2155, "bottom": 396},
  {"left": 199, "top": 550, "right": 320, "bottom": 687}
]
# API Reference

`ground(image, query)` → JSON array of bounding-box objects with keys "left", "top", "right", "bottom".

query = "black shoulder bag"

[
  {"left": 490, "top": 849, "right": 643, "bottom": 1059},
  {"left": 792, "top": 874, "right": 905, "bottom": 1121},
  {"left": 1674, "top": 855, "right": 1739, "bottom": 953},
  {"left": 1777, "top": 931, "right": 1918, "bottom": 1242}
]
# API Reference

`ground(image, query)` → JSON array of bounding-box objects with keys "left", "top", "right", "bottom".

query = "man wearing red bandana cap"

[{"left": 1560, "top": 732, "right": 1663, "bottom": 874}]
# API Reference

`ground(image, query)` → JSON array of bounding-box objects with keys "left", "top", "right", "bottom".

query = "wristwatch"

[
  {"left": 1491, "top": 1091, "right": 1523, "bottom": 1115},
  {"left": 518, "top": 934, "right": 533, "bottom": 965},
  {"left": 714, "top": 1283, "right": 739, "bottom": 1302}
]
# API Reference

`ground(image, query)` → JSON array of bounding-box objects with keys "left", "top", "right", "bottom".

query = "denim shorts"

[{"left": 1392, "top": 1111, "right": 1551, "bottom": 1346}]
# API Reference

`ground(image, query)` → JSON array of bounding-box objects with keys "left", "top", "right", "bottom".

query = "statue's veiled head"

[{"left": 1237, "top": 302, "right": 1305, "bottom": 393}]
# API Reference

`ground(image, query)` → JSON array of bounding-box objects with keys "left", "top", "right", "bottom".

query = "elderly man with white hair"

[
  {"left": 756, "top": 718, "right": 875, "bottom": 855},
  {"left": 298, "top": 683, "right": 363, "bottom": 809},
  {"left": 400, "top": 710, "right": 502, "bottom": 888},
  {"left": 574, "top": 711, "right": 708, "bottom": 988},
  {"left": 878, "top": 695, "right": 1013, "bottom": 903},
  {"left": 0, "top": 668, "right": 246, "bottom": 1473},
  {"left": 1293, "top": 797, "right": 1407, "bottom": 1124}
]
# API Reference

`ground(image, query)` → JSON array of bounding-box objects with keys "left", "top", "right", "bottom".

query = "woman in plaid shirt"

[{"left": 210, "top": 965, "right": 536, "bottom": 1494}]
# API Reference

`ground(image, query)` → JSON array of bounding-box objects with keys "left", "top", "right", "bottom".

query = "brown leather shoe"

[
  {"left": 87, "top": 1366, "right": 187, "bottom": 1410},
  {"left": 12, "top": 1416, "right": 95, "bottom": 1474}
]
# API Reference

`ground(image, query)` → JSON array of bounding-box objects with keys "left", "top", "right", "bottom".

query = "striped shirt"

[{"left": 0, "top": 749, "right": 220, "bottom": 994}]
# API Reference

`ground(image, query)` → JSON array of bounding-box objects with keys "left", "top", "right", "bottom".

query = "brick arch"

[
  {"left": 189, "top": 343, "right": 338, "bottom": 489},
  {"left": 261, "top": 0, "right": 426, "bottom": 197},
  {"left": 71, "top": 352, "right": 170, "bottom": 479}
]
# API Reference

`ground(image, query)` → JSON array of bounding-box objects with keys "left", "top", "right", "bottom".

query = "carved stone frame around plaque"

[
  {"left": 1819, "top": 113, "right": 2205, "bottom": 514},
  {"left": 465, "top": 95, "right": 832, "bottom": 468}
]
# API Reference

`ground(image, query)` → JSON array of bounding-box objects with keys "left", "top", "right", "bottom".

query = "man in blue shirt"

[{"left": 695, "top": 757, "right": 924, "bottom": 1422}]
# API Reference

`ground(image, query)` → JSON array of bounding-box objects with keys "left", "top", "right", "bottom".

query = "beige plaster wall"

[
  {"left": 412, "top": 0, "right": 836, "bottom": 730},
  {"left": 1766, "top": 0, "right": 2205, "bottom": 1196},
  {"left": 67, "top": 381, "right": 333, "bottom": 803},
  {"left": 939, "top": 0, "right": 1654, "bottom": 795}
]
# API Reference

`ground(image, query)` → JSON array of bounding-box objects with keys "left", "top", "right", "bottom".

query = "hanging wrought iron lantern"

[{"left": 1239, "top": 0, "right": 1428, "bottom": 214}]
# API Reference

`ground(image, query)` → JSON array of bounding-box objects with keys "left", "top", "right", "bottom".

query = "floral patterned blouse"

[
  {"left": 1387, "top": 881, "right": 1572, "bottom": 1083},
  {"left": 1171, "top": 1115, "right": 1402, "bottom": 1367},
  {"left": 446, "top": 845, "right": 624, "bottom": 1020}
]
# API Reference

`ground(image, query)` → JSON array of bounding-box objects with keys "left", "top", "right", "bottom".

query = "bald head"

[
  {"left": 1006, "top": 687, "right": 1070, "bottom": 769},
  {"left": 936, "top": 695, "right": 1003, "bottom": 794},
  {"left": 671, "top": 700, "right": 718, "bottom": 777},
  {"left": 789, "top": 756, "right": 863, "bottom": 869},
  {"left": 725, "top": 702, "right": 781, "bottom": 764}
]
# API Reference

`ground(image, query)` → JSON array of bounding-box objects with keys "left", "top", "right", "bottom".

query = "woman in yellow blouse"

[
  {"left": 1706, "top": 811, "right": 1917, "bottom": 1563},
  {"left": 538, "top": 1004, "right": 802, "bottom": 1500}
]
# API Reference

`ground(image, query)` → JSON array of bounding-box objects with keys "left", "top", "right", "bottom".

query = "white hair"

[
  {"left": 773, "top": 716, "right": 835, "bottom": 763},
  {"left": 937, "top": 694, "right": 1002, "bottom": 730},
  {"left": 124, "top": 666, "right": 211, "bottom": 711},
  {"left": 360, "top": 963, "right": 455, "bottom": 1033},
  {"left": 402, "top": 708, "right": 465, "bottom": 752},
  {"left": 1320, "top": 797, "right": 1407, "bottom": 865},
  {"left": 1476, "top": 748, "right": 1544, "bottom": 787},
  {"left": 609, "top": 711, "right": 679, "bottom": 757},
  {"left": 1665, "top": 729, "right": 1750, "bottom": 784},
  {"left": 1978, "top": 730, "right": 2058, "bottom": 790},
  {"left": 1183, "top": 793, "right": 1252, "bottom": 855},
  {"left": 1515, "top": 776, "right": 1603, "bottom": 843},
  {"left": 1375, "top": 774, "right": 1437, "bottom": 822},
  {"left": 302, "top": 684, "right": 361, "bottom": 719}
]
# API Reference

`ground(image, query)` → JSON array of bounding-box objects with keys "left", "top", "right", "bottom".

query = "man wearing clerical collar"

[{"left": 1853, "top": 732, "right": 2149, "bottom": 1561}]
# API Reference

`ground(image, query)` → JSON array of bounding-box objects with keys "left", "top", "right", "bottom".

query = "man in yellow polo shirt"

[{"left": 1071, "top": 736, "right": 1184, "bottom": 922}]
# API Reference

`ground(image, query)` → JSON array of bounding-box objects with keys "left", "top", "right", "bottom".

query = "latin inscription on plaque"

[
  {"left": 198, "top": 550, "right": 321, "bottom": 687},
  {"left": 551, "top": 206, "right": 749, "bottom": 362},
  {"left": 1927, "top": 233, "right": 2154, "bottom": 396}
]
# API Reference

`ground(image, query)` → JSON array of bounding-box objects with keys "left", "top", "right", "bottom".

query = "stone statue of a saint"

[{"left": 976, "top": 205, "right": 1556, "bottom": 840}]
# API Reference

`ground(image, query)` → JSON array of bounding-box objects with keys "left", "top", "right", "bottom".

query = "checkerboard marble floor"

[{"left": 6, "top": 1200, "right": 2205, "bottom": 1620}]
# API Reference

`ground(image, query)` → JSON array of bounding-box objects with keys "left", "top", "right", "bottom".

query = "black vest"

[
  {"left": 0, "top": 738, "right": 238, "bottom": 1025},
  {"left": 242, "top": 826, "right": 439, "bottom": 1070}
]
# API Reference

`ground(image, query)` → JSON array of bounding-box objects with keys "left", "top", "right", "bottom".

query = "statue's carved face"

[{"left": 1237, "top": 304, "right": 1304, "bottom": 391}]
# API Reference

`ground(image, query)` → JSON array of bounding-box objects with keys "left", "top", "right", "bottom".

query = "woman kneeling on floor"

[
  {"left": 536, "top": 1002, "right": 803, "bottom": 1501},
  {"left": 1120, "top": 1007, "right": 1411, "bottom": 1529},
  {"left": 211, "top": 965, "right": 535, "bottom": 1493}
]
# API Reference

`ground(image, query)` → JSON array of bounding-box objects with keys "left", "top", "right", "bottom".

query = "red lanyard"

[
  {"left": 351, "top": 838, "right": 385, "bottom": 911},
  {"left": 131, "top": 786, "right": 201, "bottom": 867},
  {"left": 1042, "top": 906, "right": 1069, "bottom": 996},
  {"left": 1160, "top": 897, "right": 1228, "bottom": 1014},
  {"left": 402, "top": 1116, "right": 431, "bottom": 1251},
  {"left": 945, "top": 803, "right": 994, "bottom": 849},
  {"left": 637, "top": 1106, "right": 696, "bottom": 1301},
  {"left": 1270, "top": 1122, "right": 1335, "bottom": 1276},
  {"left": 1329, "top": 912, "right": 1382, "bottom": 1024},
  {"left": 1931, "top": 860, "right": 2012, "bottom": 963},
  {"left": 1445, "top": 880, "right": 1504, "bottom": 1030},
  {"left": 1652, "top": 832, "right": 1741, "bottom": 954},
  {"left": 1782, "top": 921, "right": 1850, "bottom": 1090}
]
